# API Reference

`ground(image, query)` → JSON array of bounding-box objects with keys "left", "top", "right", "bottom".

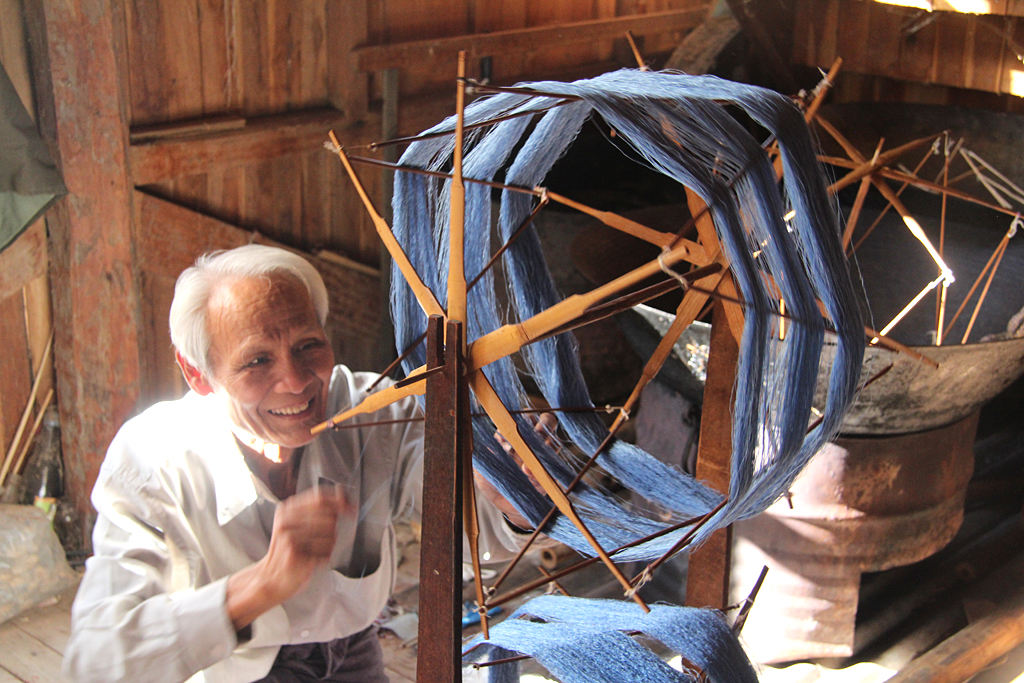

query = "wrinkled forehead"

[{"left": 207, "top": 274, "right": 320, "bottom": 348}]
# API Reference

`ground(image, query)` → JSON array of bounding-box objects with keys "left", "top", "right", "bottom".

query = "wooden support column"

[
  {"left": 685, "top": 297, "right": 738, "bottom": 609},
  {"left": 417, "top": 316, "right": 467, "bottom": 683},
  {"left": 24, "top": 0, "right": 141, "bottom": 543}
]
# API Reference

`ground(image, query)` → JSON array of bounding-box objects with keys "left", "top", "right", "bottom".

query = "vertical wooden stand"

[
  {"left": 685, "top": 298, "right": 739, "bottom": 609},
  {"left": 417, "top": 315, "right": 469, "bottom": 683}
]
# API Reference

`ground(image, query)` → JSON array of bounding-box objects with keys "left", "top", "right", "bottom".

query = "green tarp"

[{"left": 0, "top": 62, "right": 65, "bottom": 254}]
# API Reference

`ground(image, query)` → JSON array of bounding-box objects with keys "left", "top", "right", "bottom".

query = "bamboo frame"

[{"left": 320, "top": 63, "right": 951, "bottom": 656}]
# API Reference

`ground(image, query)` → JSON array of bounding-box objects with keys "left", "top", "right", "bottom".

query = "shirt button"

[{"left": 300, "top": 630, "right": 310, "bottom": 638}]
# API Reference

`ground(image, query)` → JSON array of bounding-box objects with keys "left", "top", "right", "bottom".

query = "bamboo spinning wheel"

[{"left": 314, "top": 53, "right": 869, "bottom": 682}]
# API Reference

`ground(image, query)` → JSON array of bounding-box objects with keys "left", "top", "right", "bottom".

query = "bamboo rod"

[
  {"left": 460, "top": 81, "right": 584, "bottom": 101},
  {"left": 487, "top": 510, "right": 709, "bottom": 609},
  {"left": 625, "top": 30, "right": 647, "bottom": 70},
  {"left": 943, "top": 228, "right": 1013, "bottom": 339},
  {"left": 872, "top": 275, "right": 946, "bottom": 342},
  {"left": 822, "top": 151, "right": 1020, "bottom": 221},
  {"left": 467, "top": 195, "right": 549, "bottom": 291},
  {"left": 817, "top": 118, "right": 953, "bottom": 282},
  {"left": 366, "top": 331, "right": 428, "bottom": 393},
  {"left": 448, "top": 52, "right": 468, "bottom": 339},
  {"left": 771, "top": 57, "right": 843, "bottom": 178},
  {"left": 853, "top": 142, "right": 947, "bottom": 255},
  {"left": 449, "top": 58, "right": 486, "bottom": 630},
  {"left": 0, "top": 330, "right": 53, "bottom": 488},
  {"left": 732, "top": 565, "right": 769, "bottom": 634},
  {"left": 936, "top": 283, "right": 949, "bottom": 346},
  {"left": 841, "top": 139, "right": 884, "bottom": 249},
  {"left": 937, "top": 139, "right": 951, "bottom": 345},
  {"left": 322, "top": 406, "right": 618, "bottom": 433},
  {"left": 826, "top": 132, "right": 941, "bottom": 195},
  {"left": 467, "top": 236, "right": 710, "bottom": 372},
  {"left": 328, "top": 134, "right": 446, "bottom": 319},
  {"left": 961, "top": 239, "right": 1008, "bottom": 344},
  {"left": 803, "top": 57, "right": 842, "bottom": 123},
  {"left": 469, "top": 370, "right": 649, "bottom": 611},
  {"left": 10, "top": 388, "right": 54, "bottom": 478},
  {"left": 464, "top": 431, "right": 489, "bottom": 639},
  {"left": 634, "top": 498, "right": 728, "bottom": 581},
  {"left": 312, "top": 369, "right": 427, "bottom": 435},
  {"left": 347, "top": 154, "right": 540, "bottom": 196},
  {"left": 866, "top": 326, "right": 939, "bottom": 368},
  {"left": 365, "top": 99, "right": 578, "bottom": 150},
  {"left": 545, "top": 190, "right": 708, "bottom": 260}
]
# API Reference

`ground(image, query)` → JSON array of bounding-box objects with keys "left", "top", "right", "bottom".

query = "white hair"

[{"left": 169, "top": 245, "right": 329, "bottom": 375}]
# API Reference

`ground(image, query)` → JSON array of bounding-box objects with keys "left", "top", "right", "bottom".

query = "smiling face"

[{"left": 202, "top": 274, "right": 334, "bottom": 452}]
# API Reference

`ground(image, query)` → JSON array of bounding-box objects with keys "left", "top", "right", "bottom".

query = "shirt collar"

[{"left": 185, "top": 392, "right": 260, "bottom": 526}]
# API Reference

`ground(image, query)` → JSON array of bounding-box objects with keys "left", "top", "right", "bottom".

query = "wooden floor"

[
  {"left": 3, "top": 572, "right": 1024, "bottom": 683},
  {"left": 0, "top": 578, "right": 77, "bottom": 683}
]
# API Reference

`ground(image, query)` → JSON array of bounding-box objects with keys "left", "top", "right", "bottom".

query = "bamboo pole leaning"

[{"left": 0, "top": 330, "right": 54, "bottom": 489}]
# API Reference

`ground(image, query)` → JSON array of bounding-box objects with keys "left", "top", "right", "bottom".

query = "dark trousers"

[{"left": 254, "top": 626, "right": 388, "bottom": 683}]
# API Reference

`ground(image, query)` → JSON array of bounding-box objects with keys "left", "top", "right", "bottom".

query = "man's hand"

[
  {"left": 477, "top": 413, "right": 558, "bottom": 531},
  {"left": 226, "top": 487, "right": 349, "bottom": 632}
]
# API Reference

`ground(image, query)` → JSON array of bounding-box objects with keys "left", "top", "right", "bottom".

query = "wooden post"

[
  {"left": 417, "top": 315, "right": 467, "bottom": 683},
  {"left": 685, "top": 298, "right": 738, "bottom": 609},
  {"left": 24, "top": 0, "right": 142, "bottom": 544},
  {"left": 378, "top": 68, "right": 400, "bottom": 371}
]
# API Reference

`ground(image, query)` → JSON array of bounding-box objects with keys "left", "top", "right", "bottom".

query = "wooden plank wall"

[
  {"left": 794, "top": 0, "right": 1024, "bottom": 112},
  {"left": 367, "top": 0, "right": 701, "bottom": 101},
  {"left": 0, "top": 0, "right": 55, "bottom": 469}
]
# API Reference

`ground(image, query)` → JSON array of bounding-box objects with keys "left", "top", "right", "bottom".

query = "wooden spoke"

[
  {"left": 327, "top": 132, "right": 445, "bottom": 319},
  {"left": 545, "top": 190, "right": 707, "bottom": 258},
  {"left": 447, "top": 52, "right": 468, "bottom": 338}
]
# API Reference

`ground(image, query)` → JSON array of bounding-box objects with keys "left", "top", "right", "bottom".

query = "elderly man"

[{"left": 63, "top": 245, "right": 538, "bottom": 683}]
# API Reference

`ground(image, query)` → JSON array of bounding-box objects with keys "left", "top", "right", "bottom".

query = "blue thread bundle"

[
  {"left": 463, "top": 596, "right": 759, "bottom": 683},
  {"left": 391, "top": 69, "right": 865, "bottom": 558}
]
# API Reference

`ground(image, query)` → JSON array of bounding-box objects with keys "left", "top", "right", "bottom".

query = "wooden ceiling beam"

[
  {"left": 128, "top": 107, "right": 364, "bottom": 185},
  {"left": 354, "top": 7, "right": 709, "bottom": 72}
]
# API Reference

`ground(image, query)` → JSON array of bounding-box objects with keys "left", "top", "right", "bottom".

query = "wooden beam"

[
  {"left": 327, "top": 0, "right": 369, "bottom": 122},
  {"left": 685, "top": 297, "right": 738, "bottom": 610},
  {"left": 355, "top": 7, "right": 708, "bottom": 72},
  {"left": 417, "top": 316, "right": 465, "bottom": 683},
  {"left": 722, "top": 0, "right": 798, "bottom": 93},
  {"left": 24, "top": 0, "right": 141, "bottom": 541},
  {"left": 129, "top": 108, "right": 352, "bottom": 185},
  {"left": 0, "top": 220, "right": 46, "bottom": 302},
  {"left": 885, "top": 585, "right": 1024, "bottom": 683}
]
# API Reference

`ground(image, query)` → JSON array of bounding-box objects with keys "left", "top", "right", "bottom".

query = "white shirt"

[{"left": 63, "top": 366, "right": 524, "bottom": 683}]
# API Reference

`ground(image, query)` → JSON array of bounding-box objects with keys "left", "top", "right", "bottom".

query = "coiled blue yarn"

[{"left": 391, "top": 69, "right": 865, "bottom": 558}]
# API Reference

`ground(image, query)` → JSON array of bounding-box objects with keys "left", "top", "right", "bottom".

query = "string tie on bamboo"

[
  {"left": 1009, "top": 213, "right": 1021, "bottom": 240},
  {"left": 625, "top": 565, "right": 653, "bottom": 598},
  {"left": 658, "top": 245, "right": 691, "bottom": 292}
]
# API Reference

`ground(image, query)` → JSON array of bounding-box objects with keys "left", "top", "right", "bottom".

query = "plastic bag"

[{"left": 0, "top": 503, "right": 78, "bottom": 625}]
